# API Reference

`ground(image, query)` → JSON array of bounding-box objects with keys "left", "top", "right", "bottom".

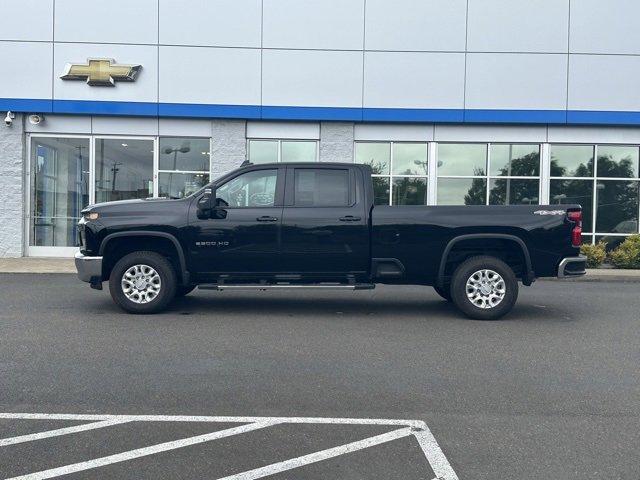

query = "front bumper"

[
  {"left": 557, "top": 255, "right": 587, "bottom": 278},
  {"left": 74, "top": 251, "right": 103, "bottom": 283}
]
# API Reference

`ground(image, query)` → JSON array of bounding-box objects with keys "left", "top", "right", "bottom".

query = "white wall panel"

[
  {"left": 570, "top": 0, "right": 640, "bottom": 55},
  {"left": 0, "top": 42, "right": 52, "bottom": 99},
  {"left": 53, "top": 43, "right": 158, "bottom": 103},
  {"left": 91, "top": 116, "right": 159, "bottom": 135},
  {"left": 354, "top": 124, "right": 434, "bottom": 141},
  {"left": 434, "top": 125, "right": 547, "bottom": 143},
  {"left": 55, "top": 0, "right": 158, "bottom": 44},
  {"left": 0, "top": 0, "right": 53, "bottom": 42},
  {"left": 159, "top": 46, "right": 260, "bottom": 105},
  {"left": 365, "top": 0, "right": 466, "bottom": 51},
  {"left": 468, "top": 0, "right": 569, "bottom": 53},
  {"left": 364, "top": 52, "right": 465, "bottom": 109},
  {"left": 263, "top": 0, "right": 364, "bottom": 50},
  {"left": 262, "top": 50, "right": 363, "bottom": 107},
  {"left": 466, "top": 53, "right": 568, "bottom": 110},
  {"left": 160, "top": 0, "right": 261, "bottom": 48},
  {"left": 568, "top": 55, "right": 640, "bottom": 111},
  {"left": 25, "top": 115, "right": 91, "bottom": 134},
  {"left": 247, "top": 122, "right": 320, "bottom": 139},
  {"left": 548, "top": 126, "right": 640, "bottom": 144},
  {"left": 159, "top": 118, "right": 212, "bottom": 137}
]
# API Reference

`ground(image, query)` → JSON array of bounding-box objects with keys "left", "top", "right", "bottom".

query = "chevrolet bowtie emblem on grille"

[{"left": 60, "top": 58, "right": 142, "bottom": 87}]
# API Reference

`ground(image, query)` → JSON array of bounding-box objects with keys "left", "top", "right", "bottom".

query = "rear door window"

[{"left": 293, "top": 169, "right": 350, "bottom": 207}]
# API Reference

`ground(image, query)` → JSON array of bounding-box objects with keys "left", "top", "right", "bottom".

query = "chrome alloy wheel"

[
  {"left": 465, "top": 269, "right": 506, "bottom": 309},
  {"left": 121, "top": 264, "right": 161, "bottom": 304}
]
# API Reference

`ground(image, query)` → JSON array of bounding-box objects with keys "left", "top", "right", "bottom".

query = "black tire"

[
  {"left": 109, "top": 251, "right": 177, "bottom": 314},
  {"left": 433, "top": 284, "right": 452, "bottom": 302},
  {"left": 176, "top": 285, "right": 196, "bottom": 297},
  {"left": 450, "top": 255, "right": 518, "bottom": 320}
]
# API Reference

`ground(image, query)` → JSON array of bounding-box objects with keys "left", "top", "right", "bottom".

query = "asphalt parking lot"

[{"left": 0, "top": 274, "right": 638, "bottom": 479}]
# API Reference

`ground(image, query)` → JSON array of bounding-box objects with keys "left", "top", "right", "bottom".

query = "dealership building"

[{"left": 1, "top": 0, "right": 640, "bottom": 257}]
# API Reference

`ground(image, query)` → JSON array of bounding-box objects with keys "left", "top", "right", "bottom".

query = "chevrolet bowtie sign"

[{"left": 60, "top": 58, "right": 142, "bottom": 87}]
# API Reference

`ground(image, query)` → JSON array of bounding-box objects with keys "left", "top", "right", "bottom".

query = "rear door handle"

[
  {"left": 339, "top": 215, "right": 361, "bottom": 222},
  {"left": 256, "top": 216, "right": 278, "bottom": 222}
]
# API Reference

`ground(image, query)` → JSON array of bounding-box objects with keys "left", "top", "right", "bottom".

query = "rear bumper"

[
  {"left": 74, "top": 251, "right": 103, "bottom": 283},
  {"left": 557, "top": 255, "right": 587, "bottom": 278}
]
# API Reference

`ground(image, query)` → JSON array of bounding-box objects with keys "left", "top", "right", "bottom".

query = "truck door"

[
  {"left": 188, "top": 167, "right": 284, "bottom": 275},
  {"left": 279, "top": 166, "right": 369, "bottom": 277}
]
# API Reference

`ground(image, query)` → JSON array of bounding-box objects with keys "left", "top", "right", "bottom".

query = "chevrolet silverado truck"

[{"left": 75, "top": 162, "right": 586, "bottom": 319}]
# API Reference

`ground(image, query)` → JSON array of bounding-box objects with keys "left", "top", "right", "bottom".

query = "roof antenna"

[{"left": 241, "top": 160, "right": 252, "bottom": 167}]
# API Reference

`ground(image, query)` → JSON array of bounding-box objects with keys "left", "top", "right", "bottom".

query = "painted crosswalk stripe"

[
  {"left": 5, "top": 421, "right": 277, "bottom": 480},
  {"left": 0, "top": 419, "right": 131, "bottom": 447},
  {"left": 216, "top": 427, "right": 414, "bottom": 480}
]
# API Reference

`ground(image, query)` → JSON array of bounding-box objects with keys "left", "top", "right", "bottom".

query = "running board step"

[{"left": 198, "top": 283, "right": 375, "bottom": 291}]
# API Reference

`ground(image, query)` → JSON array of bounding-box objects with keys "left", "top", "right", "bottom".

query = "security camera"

[
  {"left": 4, "top": 111, "right": 15, "bottom": 127},
  {"left": 28, "top": 114, "right": 45, "bottom": 125}
]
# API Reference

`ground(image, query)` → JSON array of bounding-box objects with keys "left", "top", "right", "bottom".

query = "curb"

[{"left": 540, "top": 269, "right": 640, "bottom": 283}]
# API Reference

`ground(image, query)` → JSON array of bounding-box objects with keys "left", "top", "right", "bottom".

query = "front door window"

[{"left": 216, "top": 169, "right": 278, "bottom": 208}]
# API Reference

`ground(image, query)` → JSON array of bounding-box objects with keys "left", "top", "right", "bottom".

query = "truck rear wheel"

[
  {"left": 450, "top": 255, "right": 518, "bottom": 320},
  {"left": 109, "top": 251, "right": 177, "bottom": 314}
]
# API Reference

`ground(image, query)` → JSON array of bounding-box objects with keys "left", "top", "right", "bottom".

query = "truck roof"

[{"left": 239, "top": 162, "right": 369, "bottom": 169}]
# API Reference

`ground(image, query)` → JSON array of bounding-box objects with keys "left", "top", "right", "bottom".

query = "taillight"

[{"left": 568, "top": 210, "right": 582, "bottom": 247}]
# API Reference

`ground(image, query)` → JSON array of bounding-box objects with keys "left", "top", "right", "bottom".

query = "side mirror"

[{"left": 196, "top": 188, "right": 214, "bottom": 219}]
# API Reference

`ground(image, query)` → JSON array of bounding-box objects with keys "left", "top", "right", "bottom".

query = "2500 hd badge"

[{"left": 75, "top": 162, "right": 586, "bottom": 320}]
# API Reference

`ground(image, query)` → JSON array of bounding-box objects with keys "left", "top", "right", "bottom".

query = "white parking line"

[
  {"left": 5, "top": 421, "right": 277, "bottom": 480},
  {"left": 0, "top": 419, "right": 130, "bottom": 447},
  {"left": 216, "top": 427, "right": 413, "bottom": 480},
  {"left": 0, "top": 412, "right": 458, "bottom": 480}
]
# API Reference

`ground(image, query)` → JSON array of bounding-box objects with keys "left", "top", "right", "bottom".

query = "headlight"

[{"left": 83, "top": 212, "right": 99, "bottom": 221}]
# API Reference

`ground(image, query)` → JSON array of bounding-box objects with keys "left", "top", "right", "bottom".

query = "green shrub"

[
  {"left": 609, "top": 235, "right": 640, "bottom": 269},
  {"left": 580, "top": 241, "right": 607, "bottom": 268}
]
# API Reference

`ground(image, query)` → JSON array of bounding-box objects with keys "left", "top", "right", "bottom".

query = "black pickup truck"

[{"left": 76, "top": 162, "right": 586, "bottom": 319}]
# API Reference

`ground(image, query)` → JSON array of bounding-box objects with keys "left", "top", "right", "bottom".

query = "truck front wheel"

[
  {"left": 450, "top": 255, "right": 518, "bottom": 320},
  {"left": 109, "top": 251, "right": 177, "bottom": 314}
]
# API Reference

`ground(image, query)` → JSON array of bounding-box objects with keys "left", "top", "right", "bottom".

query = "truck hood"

[{"left": 82, "top": 197, "right": 191, "bottom": 218}]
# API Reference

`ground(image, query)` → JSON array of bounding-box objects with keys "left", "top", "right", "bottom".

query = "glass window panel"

[
  {"left": 30, "top": 137, "right": 90, "bottom": 247},
  {"left": 281, "top": 141, "right": 316, "bottom": 162},
  {"left": 294, "top": 169, "right": 349, "bottom": 206},
  {"left": 355, "top": 142, "right": 390, "bottom": 175},
  {"left": 596, "top": 180, "right": 639, "bottom": 233},
  {"left": 159, "top": 172, "right": 209, "bottom": 199},
  {"left": 596, "top": 146, "right": 639, "bottom": 178},
  {"left": 437, "top": 144, "right": 487, "bottom": 176},
  {"left": 216, "top": 169, "right": 277, "bottom": 207},
  {"left": 372, "top": 177, "right": 390, "bottom": 205},
  {"left": 550, "top": 145, "right": 594, "bottom": 177},
  {"left": 392, "top": 177, "right": 427, "bottom": 205},
  {"left": 549, "top": 179, "right": 593, "bottom": 232},
  {"left": 490, "top": 144, "right": 540, "bottom": 177},
  {"left": 159, "top": 137, "right": 209, "bottom": 171},
  {"left": 437, "top": 178, "right": 487, "bottom": 205},
  {"left": 249, "top": 140, "right": 278, "bottom": 164},
  {"left": 392, "top": 143, "right": 427, "bottom": 175},
  {"left": 489, "top": 179, "right": 539, "bottom": 205},
  {"left": 595, "top": 235, "right": 630, "bottom": 252},
  {"left": 95, "top": 139, "right": 153, "bottom": 203}
]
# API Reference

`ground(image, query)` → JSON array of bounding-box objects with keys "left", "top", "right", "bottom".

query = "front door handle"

[
  {"left": 339, "top": 215, "right": 361, "bottom": 222},
  {"left": 256, "top": 216, "right": 278, "bottom": 222}
]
